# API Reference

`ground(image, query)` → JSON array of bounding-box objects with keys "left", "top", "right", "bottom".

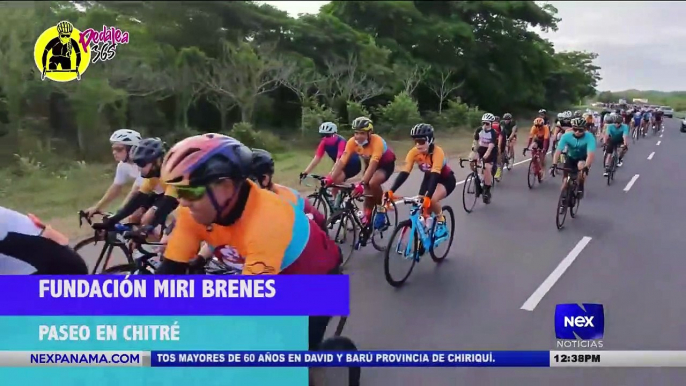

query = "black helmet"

[
  {"left": 494, "top": 116, "right": 501, "bottom": 122},
  {"left": 131, "top": 138, "right": 166, "bottom": 167},
  {"left": 351, "top": 117, "right": 373, "bottom": 131},
  {"left": 410, "top": 123, "right": 434, "bottom": 138},
  {"left": 251, "top": 148, "right": 275, "bottom": 177},
  {"left": 503, "top": 113, "right": 513, "bottom": 120},
  {"left": 573, "top": 110, "right": 582, "bottom": 118}
]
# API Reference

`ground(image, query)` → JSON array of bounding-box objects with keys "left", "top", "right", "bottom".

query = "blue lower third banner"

[
  {"left": 149, "top": 350, "right": 551, "bottom": 367},
  {"left": 0, "top": 275, "right": 350, "bottom": 316}
]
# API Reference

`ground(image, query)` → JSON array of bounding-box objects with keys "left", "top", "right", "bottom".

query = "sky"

[{"left": 261, "top": 1, "right": 686, "bottom": 92}]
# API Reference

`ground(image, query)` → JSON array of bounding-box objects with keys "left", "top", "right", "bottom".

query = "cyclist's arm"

[
  {"left": 140, "top": 186, "right": 179, "bottom": 228},
  {"left": 526, "top": 126, "right": 536, "bottom": 148},
  {"left": 509, "top": 124, "right": 518, "bottom": 139},
  {"left": 543, "top": 126, "right": 550, "bottom": 150},
  {"left": 389, "top": 149, "right": 416, "bottom": 193},
  {"left": 159, "top": 209, "right": 204, "bottom": 274},
  {"left": 423, "top": 146, "right": 446, "bottom": 198},
  {"left": 622, "top": 125, "right": 630, "bottom": 144},
  {"left": 93, "top": 163, "right": 138, "bottom": 211},
  {"left": 330, "top": 139, "right": 355, "bottom": 176},
  {"left": 303, "top": 140, "right": 326, "bottom": 174},
  {"left": 106, "top": 179, "right": 156, "bottom": 225},
  {"left": 585, "top": 133, "right": 597, "bottom": 167}
]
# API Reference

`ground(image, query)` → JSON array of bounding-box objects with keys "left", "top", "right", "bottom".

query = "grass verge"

[{"left": 3, "top": 132, "right": 474, "bottom": 238}]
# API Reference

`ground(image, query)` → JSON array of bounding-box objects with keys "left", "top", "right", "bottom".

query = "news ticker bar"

[{"left": 5, "top": 351, "right": 686, "bottom": 367}]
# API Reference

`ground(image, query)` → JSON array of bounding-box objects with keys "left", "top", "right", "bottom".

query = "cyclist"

[
  {"left": 300, "top": 122, "right": 361, "bottom": 206},
  {"left": 470, "top": 113, "right": 498, "bottom": 204},
  {"left": 552, "top": 117, "right": 596, "bottom": 199},
  {"left": 631, "top": 109, "right": 642, "bottom": 136},
  {"left": 552, "top": 111, "right": 572, "bottom": 151},
  {"left": 252, "top": 149, "right": 326, "bottom": 230},
  {"left": 385, "top": 123, "right": 457, "bottom": 239},
  {"left": 525, "top": 117, "right": 550, "bottom": 181},
  {"left": 96, "top": 138, "right": 178, "bottom": 235},
  {"left": 326, "top": 117, "right": 396, "bottom": 229},
  {"left": 641, "top": 108, "right": 652, "bottom": 136},
  {"left": 496, "top": 113, "right": 518, "bottom": 179},
  {"left": 84, "top": 129, "right": 142, "bottom": 218},
  {"left": 157, "top": 134, "right": 342, "bottom": 351},
  {"left": 538, "top": 109, "right": 550, "bottom": 127},
  {"left": 492, "top": 116, "right": 503, "bottom": 180},
  {"left": 584, "top": 112, "right": 595, "bottom": 135},
  {"left": 0, "top": 206, "right": 88, "bottom": 274},
  {"left": 573, "top": 110, "right": 583, "bottom": 119},
  {"left": 603, "top": 113, "right": 629, "bottom": 176},
  {"left": 654, "top": 108, "right": 664, "bottom": 132},
  {"left": 593, "top": 112, "right": 601, "bottom": 134}
]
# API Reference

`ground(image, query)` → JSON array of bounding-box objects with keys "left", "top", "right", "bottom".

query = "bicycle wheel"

[
  {"left": 383, "top": 220, "right": 419, "bottom": 287},
  {"left": 308, "top": 192, "right": 329, "bottom": 222},
  {"left": 606, "top": 156, "right": 614, "bottom": 186},
  {"left": 506, "top": 149, "right": 514, "bottom": 171},
  {"left": 371, "top": 200, "right": 398, "bottom": 252},
  {"left": 555, "top": 184, "right": 570, "bottom": 230},
  {"left": 103, "top": 263, "right": 153, "bottom": 275},
  {"left": 462, "top": 173, "right": 478, "bottom": 213},
  {"left": 314, "top": 336, "right": 361, "bottom": 386},
  {"left": 73, "top": 236, "right": 131, "bottom": 274},
  {"left": 527, "top": 159, "right": 538, "bottom": 189},
  {"left": 327, "top": 211, "right": 358, "bottom": 269},
  {"left": 429, "top": 206, "right": 455, "bottom": 262},
  {"left": 569, "top": 183, "right": 581, "bottom": 218}
]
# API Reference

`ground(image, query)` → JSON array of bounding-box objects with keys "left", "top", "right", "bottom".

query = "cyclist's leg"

[
  {"left": 508, "top": 134, "right": 516, "bottom": 156},
  {"left": 369, "top": 160, "right": 394, "bottom": 224},
  {"left": 577, "top": 159, "right": 587, "bottom": 194}
]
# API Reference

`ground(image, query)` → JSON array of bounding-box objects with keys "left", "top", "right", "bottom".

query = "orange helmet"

[
  {"left": 533, "top": 118, "right": 544, "bottom": 126},
  {"left": 161, "top": 133, "right": 253, "bottom": 187}
]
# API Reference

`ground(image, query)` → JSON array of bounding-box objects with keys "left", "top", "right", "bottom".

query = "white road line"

[
  {"left": 520, "top": 236, "right": 593, "bottom": 311},
  {"left": 647, "top": 152, "right": 655, "bottom": 160},
  {"left": 657, "top": 140, "right": 661, "bottom": 146},
  {"left": 659, "top": 134, "right": 663, "bottom": 138},
  {"left": 623, "top": 174, "right": 640, "bottom": 192}
]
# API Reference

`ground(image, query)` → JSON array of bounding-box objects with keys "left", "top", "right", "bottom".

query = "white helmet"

[
  {"left": 481, "top": 113, "right": 496, "bottom": 123},
  {"left": 563, "top": 111, "right": 572, "bottom": 118},
  {"left": 110, "top": 129, "right": 141, "bottom": 146},
  {"left": 318, "top": 122, "right": 337, "bottom": 135}
]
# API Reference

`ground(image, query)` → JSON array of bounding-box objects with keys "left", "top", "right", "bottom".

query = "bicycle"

[
  {"left": 603, "top": 144, "right": 622, "bottom": 186},
  {"left": 552, "top": 164, "right": 584, "bottom": 230},
  {"left": 523, "top": 147, "right": 545, "bottom": 189},
  {"left": 653, "top": 121, "right": 661, "bottom": 135},
  {"left": 383, "top": 196, "right": 455, "bottom": 287},
  {"left": 73, "top": 211, "right": 135, "bottom": 274},
  {"left": 300, "top": 174, "right": 342, "bottom": 222},
  {"left": 100, "top": 226, "right": 165, "bottom": 275},
  {"left": 459, "top": 157, "right": 494, "bottom": 212},
  {"left": 325, "top": 184, "right": 398, "bottom": 269},
  {"left": 503, "top": 138, "right": 515, "bottom": 171}
]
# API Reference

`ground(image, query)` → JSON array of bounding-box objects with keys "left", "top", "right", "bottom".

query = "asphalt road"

[{"left": 76, "top": 119, "right": 686, "bottom": 384}]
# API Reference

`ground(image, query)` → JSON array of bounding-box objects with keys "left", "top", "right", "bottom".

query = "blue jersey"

[
  {"left": 556, "top": 131, "right": 596, "bottom": 160},
  {"left": 642, "top": 112, "right": 651, "bottom": 121},
  {"left": 605, "top": 123, "right": 629, "bottom": 140}
]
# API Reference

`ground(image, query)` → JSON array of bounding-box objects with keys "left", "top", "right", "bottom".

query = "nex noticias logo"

[{"left": 555, "top": 303, "right": 605, "bottom": 340}]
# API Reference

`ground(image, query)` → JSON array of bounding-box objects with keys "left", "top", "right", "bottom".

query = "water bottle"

[
  {"left": 425, "top": 216, "right": 434, "bottom": 232},
  {"left": 418, "top": 215, "right": 425, "bottom": 228}
]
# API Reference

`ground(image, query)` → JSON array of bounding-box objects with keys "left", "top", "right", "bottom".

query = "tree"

[{"left": 428, "top": 69, "right": 463, "bottom": 114}]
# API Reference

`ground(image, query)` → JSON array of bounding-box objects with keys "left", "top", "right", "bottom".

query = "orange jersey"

[
  {"left": 401, "top": 145, "right": 452, "bottom": 178},
  {"left": 164, "top": 180, "right": 339, "bottom": 275},
  {"left": 340, "top": 134, "right": 395, "bottom": 166},
  {"left": 271, "top": 183, "right": 326, "bottom": 229},
  {"left": 529, "top": 125, "right": 550, "bottom": 140},
  {"left": 139, "top": 177, "right": 178, "bottom": 198}
]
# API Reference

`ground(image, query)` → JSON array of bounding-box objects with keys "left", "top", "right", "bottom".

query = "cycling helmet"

[
  {"left": 130, "top": 138, "right": 166, "bottom": 166},
  {"left": 557, "top": 112, "right": 564, "bottom": 119},
  {"left": 481, "top": 113, "right": 496, "bottom": 123},
  {"left": 410, "top": 123, "right": 434, "bottom": 141},
  {"left": 538, "top": 109, "right": 547, "bottom": 115},
  {"left": 251, "top": 148, "right": 275, "bottom": 177},
  {"left": 503, "top": 113, "right": 513, "bottom": 120},
  {"left": 494, "top": 116, "right": 501, "bottom": 122},
  {"left": 533, "top": 118, "right": 544, "bottom": 126},
  {"left": 563, "top": 111, "right": 572, "bottom": 118},
  {"left": 110, "top": 129, "right": 141, "bottom": 146},
  {"left": 56, "top": 21, "right": 74, "bottom": 35},
  {"left": 573, "top": 110, "right": 582, "bottom": 118},
  {"left": 162, "top": 134, "right": 253, "bottom": 187},
  {"left": 614, "top": 114, "right": 623, "bottom": 124},
  {"left": 318, "top": 122, "right": 337, "bottom": 135},
  {"left": 351, "top": 117, "right": 373, "bottom": 132},
  {"left": 570, "top": 117, "right": 585, "bottom": 128}
]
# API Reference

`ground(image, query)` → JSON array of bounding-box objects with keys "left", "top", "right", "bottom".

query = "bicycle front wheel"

[
  {"left": 462, "top": 173, "right": 478, "bottom": 213},
  {"left": 555, "top": 185, "right": 570, "bottom": 230},
  {"left": 384, "top": 220, "right": 419, "bottom": 287},
  {"left": 73, "top": 236, "right": 131, "bottom": 274},
  {"left": 327, "top": 211, "right": 358, "bottom": 270},
  {"left": 308, "top": 192, "right": 330, "bottom": 222},
  {"left": 527, "top": 159, "right": 537, "bottom": 189}
]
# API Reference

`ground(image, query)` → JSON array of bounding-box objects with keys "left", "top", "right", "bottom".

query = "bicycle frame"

[{"left": 397, "top": 200, "right": 433, "bottom": 260}]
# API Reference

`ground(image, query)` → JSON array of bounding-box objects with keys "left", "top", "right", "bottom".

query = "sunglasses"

[
  {"left": 112, "top": 146, "right": 127, "bottom": 153},
  {"left": 573, "top": 128, "right": 585, "bottom": 133},
  {"left": 133, "top": 159, "right": 151, "bottom": 168},
  {"left": 414, "top": 138, "right": 427, "bottom": 145},
  {"left": 60, "top": 34, "right": 70, "bottom": 39},
  {"left": 320, "top": 133, "right": 333, "bottom": 138},
  {"left": 176, "top": 185, "right": 207, "bottom": 201}
]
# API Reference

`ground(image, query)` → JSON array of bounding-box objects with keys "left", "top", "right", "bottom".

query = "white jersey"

[
  {"left": 0, "top": 206, "right": 41, "bottom": 274},
  {"left": 114, "top": 161, "right": 143, "bottom": 187}
]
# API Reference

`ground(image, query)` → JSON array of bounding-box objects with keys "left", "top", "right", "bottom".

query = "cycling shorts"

[
  {"left": 477, "top": 146, "right": 497, "bottom": 164},
  {"left": 605, "top": 137, "right": 625, "bottom": 155},
  {"left": 366, "top": 158, "right": 396, "bottom": 182},
  {"left": 418, "top": 171, "right": 457, "bottom": 197},
  {"left": 343, "top": 162, "right": 362, "bottom": 180}
]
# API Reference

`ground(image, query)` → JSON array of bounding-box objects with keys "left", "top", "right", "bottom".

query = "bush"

[
  {"left": 346, "top": 100, "right": 370, "bottom": 125},
  {"left": 230, "top": 122, "right": 284, "bottom": 152},
  {"left": 162, "top": 126, "right": 201, "bottom": 146},
  {"left": 377, "top": 92, "right": 421, "bottom": 134},
  {"left": 466, "top": 106, "right": 486, "bottom": 128},
  {"left": 302, "top": 104, "right": 339, "bottom": 131}
]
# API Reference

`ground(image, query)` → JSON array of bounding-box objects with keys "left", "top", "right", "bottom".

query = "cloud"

[{"left": 262, "top": 1, "right": 686, "bottom": 91}]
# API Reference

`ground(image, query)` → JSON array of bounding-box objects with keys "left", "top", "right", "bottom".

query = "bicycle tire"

[
  {"left": 429, "top": 206, "right": 455, "bottom": 262},
  {"left": 73, "top": 236, "right": 131, "bottom": 274},
  {"left": 316, "top": 336, "right": 361, "bottom": 386},
  {"left": 383, "top": 220, "right": 418, "bottom": 287},
  {"left": 556, "top": 184, "right": 569, "bottom": 230},
  {"left": 371, "top": 200, "right": 398, "bottom": 252},
  {"left": 308, "top": 192, "right": 330, "bottom": 222},
  {"left": 569, "top": 181, "right": 581, "bottom": 218},
  {"left": 527, "top": 159, "right": 537, "bottom": 189},
  {"left": 103, "top": 263, "right": 150, "bottom": 275},
  {"left": 507, "top": 151, "right": 514, "bottom": 171},
  {"left": 606, "top": 156, "right": 613, "bottom": 186},
  {"left": 462, "top": 173, "right": 478, "bottom": 213},
  {"left": 327, "top": 211, "right": 358, "bottom": 270}
]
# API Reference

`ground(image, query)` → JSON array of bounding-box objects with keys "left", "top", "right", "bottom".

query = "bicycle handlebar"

[{"left": 459, "top": 158, "right": 482, "bottom": 169}]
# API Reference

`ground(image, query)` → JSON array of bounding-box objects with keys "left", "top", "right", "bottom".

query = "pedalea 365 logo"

[
  {"left": 34, "top": 21, "right": 130, "bottom": 82},
  {"left": 78, "top": 25, "right": 130, "bottom": 64}
]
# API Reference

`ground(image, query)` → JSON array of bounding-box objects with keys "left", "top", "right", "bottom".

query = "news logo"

[{"left": 555, "top": 303, "right": 604, "bottom": 348}]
